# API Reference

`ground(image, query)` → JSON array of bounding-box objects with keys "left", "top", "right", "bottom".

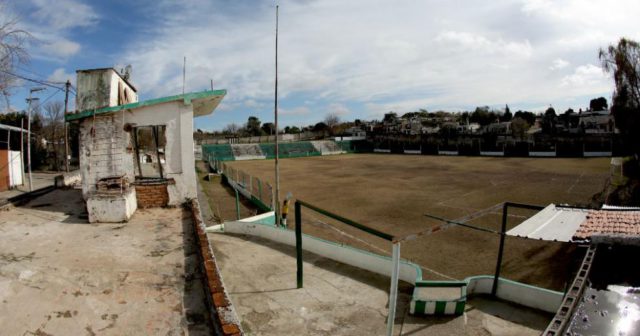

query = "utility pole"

[
  {"left": 274, "top": 5, "right": 281, "bottom": 226},
  {"left": 64, "top": 80, "right": 70, "bottom": 172},
  {"left": 20, "top": 118, "right": 24, "bottom": 185},
  {"left": 26, "top": 87, "right": 45, "bottom": 192}
]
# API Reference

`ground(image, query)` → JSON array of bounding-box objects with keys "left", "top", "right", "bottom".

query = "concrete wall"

[
  {"left": 76, "top": 69, "right": 137, "bottom": 111},
  {"left": 529, "top": 151, "right": 556, "bottom": 157},
  {"left": 438, "top": 150, "right": 458, "bottom": 156},
  {"left": 79, "top": 114, "right": 134, "bottom": 198},
  {"left": 79, "top": 101, "right": 197, "bottom": 205},
  {"left": 480, "top": 151, "right": 504, "bottom": 156},
  {"left": 583, "top": 151, "right": 612, "bottom": 157},
  {"left": 125, "top": 101, "right": 196, "bottom": 204},
  {"left": 8, "top": 151, "right": 22, "bottom": 187},
  {"left": 55, "top": 171, "right": 82, "bottom": 188},
  {"left": 465, "top": 275, "right": 563, "bottom": 313},
  {"left": 87, "top": 188, "right": 137, "bottom": 223},
  {"left": 223, "top": 220, "right": 422, "bottom": 285}
]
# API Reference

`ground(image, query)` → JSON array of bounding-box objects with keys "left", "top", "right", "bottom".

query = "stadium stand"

[
  {"left": 202, "top": 144, "right": 235, "bottom": 161},
  {"left": 231, "top": 144, "right": 266, "bottom": 160},
  {"left": 311, "top": 140, "right": 344, "bottom": 155}
]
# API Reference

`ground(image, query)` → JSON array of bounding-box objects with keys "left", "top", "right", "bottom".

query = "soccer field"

[{"left": 226, "top": 154, "right": 610, "bottom": 290}]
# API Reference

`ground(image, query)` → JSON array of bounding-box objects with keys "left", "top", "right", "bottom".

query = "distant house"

[
  {"left": 334, "top": 126, "right": 366, "bottom": 141},
  {"left": 579, "top": 110, "right": 615, "bottom": 134},
  {"left": 457, "top": 122, "right": 481, "bottom": 134},
  {"left": 484, "top": 121, "right": 511, "bottom": 134}
]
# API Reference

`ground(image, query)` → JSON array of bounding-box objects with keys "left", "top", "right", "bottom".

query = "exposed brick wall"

[
  {"left": 135, "top": 183, "right": 169, "bottom": 208},
  {"left": 190, "top": 199, "right": 243, "bottom": 336},
  {"left": 0, "top": 149, "right": 9, "bottom": 192}
]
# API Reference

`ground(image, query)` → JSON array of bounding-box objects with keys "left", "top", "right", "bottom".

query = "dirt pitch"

[{"left": 225, "top": 154, "right": 610, "bottom": 291}]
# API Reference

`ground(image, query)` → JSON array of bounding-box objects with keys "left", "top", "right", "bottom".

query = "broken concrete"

[{"left": 0, "top": 189, "right": 213, "bottom": 335}]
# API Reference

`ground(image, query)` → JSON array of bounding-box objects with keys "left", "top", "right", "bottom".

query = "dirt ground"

[{"left": 222, "top": 154, "right": 610, "bottom": 291}]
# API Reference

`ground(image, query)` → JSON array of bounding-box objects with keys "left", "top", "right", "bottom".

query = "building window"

[{"left": 132, "top": 125, "right": 166, "bottom": 179}]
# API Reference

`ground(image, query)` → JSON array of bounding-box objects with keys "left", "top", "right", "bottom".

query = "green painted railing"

[{"left": 294, "top": 199, "right": 396, "bottom": 289}]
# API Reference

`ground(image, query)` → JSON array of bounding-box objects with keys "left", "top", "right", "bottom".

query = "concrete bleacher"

[
  {"left": 259, "top": 142, "right": 321, "bottom": 159},
  {"left": 202, "top": 144, "right": 235, "bottom": 161},
  {"left": 311, "top": 140, "right": 344, "bottom": 155},
  {"left": 231, "top": 144, "right": 266, "bottom": 160},
  {"left": 204, "top": 140, "right": 349, "bottom": 161}
]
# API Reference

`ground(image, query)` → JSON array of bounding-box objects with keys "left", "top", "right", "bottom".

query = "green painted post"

[
  {"left": 492, "top": 203, "right": 508, "bottom": 297},
  {"left": 235, "top": 188, "right": 240, "bottom": 220},
  {"left": 295, "top": 201, "right": 303, "bottom": 288}
]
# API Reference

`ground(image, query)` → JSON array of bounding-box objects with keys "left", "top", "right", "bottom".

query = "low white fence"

[
  {"left": 529, "top": 151, "right": 556, "bottom": 157},
  {"left": 374, "top": 149, "right": 391, "bottom": 153},
  {"left": 465, "top": 275, "right": 563, "bottom": 313},
  {"left": 438, "top": 150, "right": 458, "bottom": 156},
  {"left": 403, "top": 149, "right": 421, "bottom": 155},
  {"left": 583, "top": 151, "right": 612, "bottom": 157},
  {"left": 480, "top": 151, "right": 504, "bottom": 156},
  {"left": 223, "top": 220, "right": 422, "bottom": 285},
  {"left": 218, "top": 218, "right": 565, "bottom": 315}
]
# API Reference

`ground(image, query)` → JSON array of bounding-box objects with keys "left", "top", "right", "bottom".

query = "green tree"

[
  {"left": 510, "top": 117, "right": 530, "bottom": 141},
  {"left": 261, "top": 122, "right": 275, "bottom": 135},
  {"left": 382, "top": 112, "right": 398, "bottom": 123},
  {"left": 470, "top": 106, "right": 497, "bottom": 126},
  {"left": 599, "top": 37, "right": 640, "bottom": 156},
  {"left": 501, "top": 104, "right": 512, "bottom": 122},
  {"left": 542, "top": 107, "right": 556, "bottom": 133},
  {"left": 312, "top": 122, "right": 329, "bottom": 133},
  {"left": 589, "top": 97, "right": 608, "bottom": 111},
  {"left": 514, "top": 110, "right": 536, "bottom": 126},
  {"left": 244, "top": 116, "right": 262, "bottom": 136}
]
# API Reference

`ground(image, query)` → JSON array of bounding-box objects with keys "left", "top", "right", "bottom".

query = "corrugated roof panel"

[{"left": 507, "top": 204, "right": 588, "bottom": 242}]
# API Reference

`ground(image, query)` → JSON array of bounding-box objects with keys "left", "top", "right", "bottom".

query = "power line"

[
  {"left": 0, "top": 69, "right": 66, "bottom": 91},
  {"left": 14, "top": 65, "right": 67, "bottom": 85}
]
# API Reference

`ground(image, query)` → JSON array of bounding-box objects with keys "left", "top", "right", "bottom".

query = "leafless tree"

[
  {"left": 43, "top": 101, "right": 64, "bottom": 170},
  {"left": 223, "top": 123, "right": 240, "bottom": 135},
  {"left": 0, "top": 2, "right": 31, "bottom": 109},
  {"left": 324, "top": 113, "right": 340, "bottom": 128}
]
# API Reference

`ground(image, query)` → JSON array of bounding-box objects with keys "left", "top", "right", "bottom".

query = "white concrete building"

[{"left": 67, "top": 68, "right": 226, "bottom": 222}]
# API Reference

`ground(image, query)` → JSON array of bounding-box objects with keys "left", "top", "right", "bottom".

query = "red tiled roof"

[{"left": 573, "top": 210, "right": 640, "bottom": 240}]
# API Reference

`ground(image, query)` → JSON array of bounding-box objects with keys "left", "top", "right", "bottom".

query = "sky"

[{"left": 3, "top": 0, "right": 640, "bottom": 131}]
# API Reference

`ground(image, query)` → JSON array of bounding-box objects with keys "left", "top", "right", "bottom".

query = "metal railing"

[{"left": 294, "top": 199, "right": 400, "bottom": 336}]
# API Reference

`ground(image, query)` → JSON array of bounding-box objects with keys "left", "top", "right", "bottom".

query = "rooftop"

[
  {"left": 574, "top": 210, "right": 640, "bottom": 240},
  {"left": 65, "top": 89, "right": 227, "bottom": 122},
  {"left": 0, "top": 189, "right": 212, "bottom": 335}
]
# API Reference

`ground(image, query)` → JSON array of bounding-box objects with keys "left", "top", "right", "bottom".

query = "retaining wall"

[
  {"left": 190, "top": 199, "right": 243, "bottom": 336},
  {"left": 465, "top": 275, "right": 563, "bottom": 313}
]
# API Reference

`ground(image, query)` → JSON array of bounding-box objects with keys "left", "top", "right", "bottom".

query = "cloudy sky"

[{"left": 5, "top": 0, "right": 640, "bottom": 130}]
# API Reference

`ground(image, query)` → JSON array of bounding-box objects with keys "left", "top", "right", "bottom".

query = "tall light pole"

[
  {"left": 26, "top": 87, "right": 45, "bottom": 191},
  {"left": 274, "top": 5, "right": 281, "bottom": 226}
]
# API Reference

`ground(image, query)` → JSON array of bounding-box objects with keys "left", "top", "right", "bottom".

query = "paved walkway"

[
  {"left": 0, "top": 172, "right": 58, "bottom": 201},
  {"left": 209, "top": 232, "right": 552, "bottom": 335}
]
